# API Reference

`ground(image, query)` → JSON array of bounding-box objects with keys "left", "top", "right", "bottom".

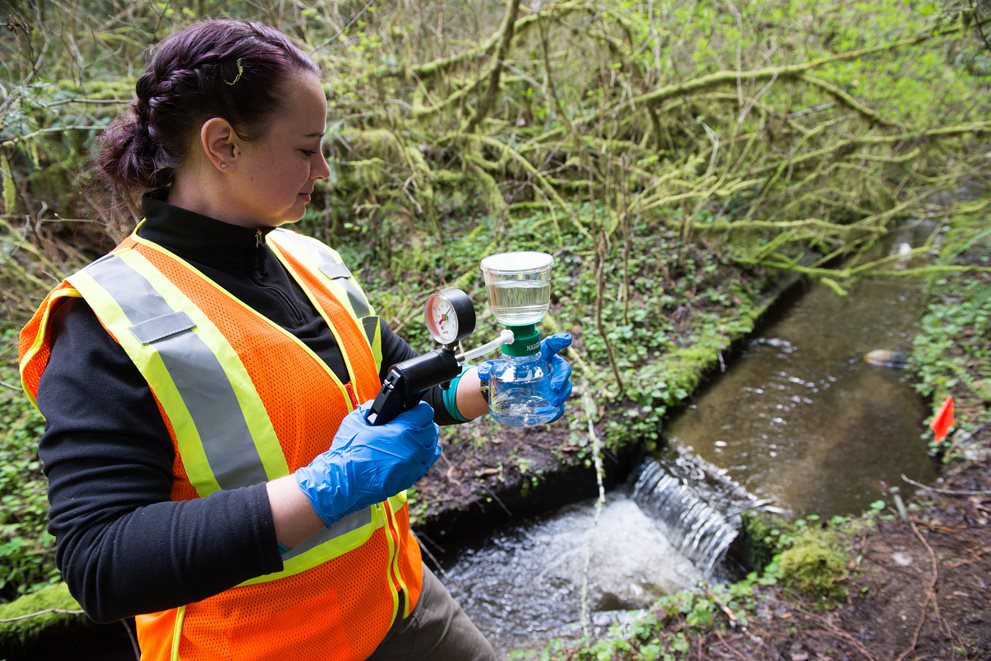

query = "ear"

[{"left": 200, "top": 117, "right": 239, "bottom": 171}]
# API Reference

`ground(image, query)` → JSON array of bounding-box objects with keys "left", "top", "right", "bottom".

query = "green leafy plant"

[{"left": 0, "top": 331, "right": 58, "bottom": 601}]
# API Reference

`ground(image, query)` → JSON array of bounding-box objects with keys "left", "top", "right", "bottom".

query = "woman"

[{"left": 18, "top": 18, "right": 572, "bottom": 660}]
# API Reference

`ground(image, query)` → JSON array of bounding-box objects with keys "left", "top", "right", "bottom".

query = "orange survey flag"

[{"left": 929, "top": 396, "right": 955, "bottom": 442}]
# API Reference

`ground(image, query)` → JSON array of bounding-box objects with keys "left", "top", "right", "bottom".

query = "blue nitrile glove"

[
  {"left": 540, "top": 333, "right": 574, "bottom": 422},
  {"left": 476, "top": 332, "right": 574, "bottom": 422},
  {"left": 295, "top": 401, "right": 441, "bottom": 526}
]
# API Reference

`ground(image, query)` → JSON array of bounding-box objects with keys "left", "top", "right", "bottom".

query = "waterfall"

[{"left": 630, "top": 449, "right": 766, "bottom": 576}]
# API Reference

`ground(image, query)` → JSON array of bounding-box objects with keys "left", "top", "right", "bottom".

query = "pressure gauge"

[{"left": 424, "top": 289, "right": 476, "bottom": 346}]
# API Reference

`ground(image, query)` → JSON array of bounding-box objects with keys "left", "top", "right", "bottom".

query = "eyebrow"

[{"left": 303, "top": 131, "right": 326, "bottom": 138}]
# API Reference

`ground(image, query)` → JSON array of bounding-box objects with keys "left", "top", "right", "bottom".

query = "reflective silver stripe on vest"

[
  {"left": 130, "top": 311, "right": 196, "bottom": 344},
  {"left": 361, "top": 317, "right": 380, "bottom": 346},
  {"left": 85, "top": 255, "right": 269, "bottom": 490},
  {"left": 270, "top": 230, "right": 372, "bottom": 318},
  {"left": 320, "top": 259, "right": 370, "bottom": 318},
  {"left": 280, "top": 507, "right": 373, "bottom": 561},
  {"left": 320, "top": 262, "right": 351, "bottom": 279}
]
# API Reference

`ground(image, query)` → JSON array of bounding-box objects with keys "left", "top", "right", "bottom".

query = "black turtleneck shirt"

[{"left": 35, "top": 194, "right": 454, "bottom": 623}]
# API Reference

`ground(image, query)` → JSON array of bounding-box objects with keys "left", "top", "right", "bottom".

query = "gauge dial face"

[
  {"left": 424, "top": 289, "right": 475, "bottom": 345},
  {"left": 426, "top": 295, "right": 459, "bottom": 344}
]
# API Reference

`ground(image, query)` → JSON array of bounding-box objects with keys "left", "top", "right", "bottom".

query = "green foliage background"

[{"left": 1, "top": 0, "right": 990, "bottom": 654}]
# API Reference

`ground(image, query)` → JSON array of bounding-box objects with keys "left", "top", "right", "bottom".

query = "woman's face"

[{"left": 228, "top": 72, "right": 330, "bottom": 227}]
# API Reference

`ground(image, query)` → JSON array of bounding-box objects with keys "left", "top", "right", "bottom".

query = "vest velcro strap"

[
  {"left": 320, "top": 262, "right": 352, "bottom": 280},
  {"left": 130, "top": 311, "right": 196, "bottom": 344}
]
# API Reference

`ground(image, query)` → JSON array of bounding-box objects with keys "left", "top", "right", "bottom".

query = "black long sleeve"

[
  {"left": 38, "top": 298, "right": 283, "bottom": 622},
  {"left": 35, "top": 196, "right": 455, "bottom": 622}
]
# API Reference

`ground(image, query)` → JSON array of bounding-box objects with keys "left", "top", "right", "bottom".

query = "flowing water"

[
  {"left": 663, "top": 222, "right": 938, "bottom": 516},
  {"left": 442, "top": 221, "right": 940, "bottom": 655},
  {"left": 438, "top": 491, "right": 707, "bottom": 653},
  {"left": 630, "top": 451, "right": 758, "bottom": 577}
]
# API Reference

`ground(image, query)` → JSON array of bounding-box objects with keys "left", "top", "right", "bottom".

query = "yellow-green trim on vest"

[
  {"left": 70, "top": 248, "right": 289, "bottom": 495},
  {"left": 266, "top": 230, "right": 383, "bottom": 374},
  {"left": 239, "top": 505, "right": 382, "bottom": 586},
  {"left": 129, "top": 234, "right": 356, "bottom": 416},
  {"left": 267, "top": 230, "right": 374, "bottom": 318},
  {"left": 362, "top": 315, "right": 383, "bottom": 374},
  {"left": 18, "top": 288, "right": 83, "bottom": 409},
  {"left": 237, "top": 491, "right": 411, "bottom": 586},
  {"left": 170, "top": 605, "right": 186, "bottom": 661}
]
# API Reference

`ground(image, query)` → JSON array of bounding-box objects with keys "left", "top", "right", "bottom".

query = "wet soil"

[{"left": 689, "top": 451, "right": 991, "bottom": 661}]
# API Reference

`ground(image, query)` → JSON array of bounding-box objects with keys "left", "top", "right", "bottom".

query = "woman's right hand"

[{"left": 294, "top": 401, "right": 440, "bottom": 526}]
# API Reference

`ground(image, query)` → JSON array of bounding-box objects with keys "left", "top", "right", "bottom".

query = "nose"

[{"left": 311, "top": 149, "right": 331, "bottom": 180}]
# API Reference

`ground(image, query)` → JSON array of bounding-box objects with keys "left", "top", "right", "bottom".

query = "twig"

[
  {"left": 901, "top": 474, "right": 991, "bottom": 497},
  {"left": 801, "top": 73, "right": 905, "bottom": 129},
  {"left": 799, "top": 608, "right": 877, "bottom": 661},
  {"left": 592, "top": 210, "right": 624, "bottom": 395},
  {"left": 479, "top": 482, "right": 513, "bottom": 517},
  {"left": 120, "top": 618, "right": 140, "bottom": 660},
  {"left": 713, "top": 628, "right": 750, "bottom": 661},
  {"left": 969, "top": 0, "right": 991, "bottom": 56},
  {"left": 415, "top": 536, "right": 450, "bottom": 580},
  {"left": 894, "top": 519, "right": 939, "bottom": 661},
  {"left": 307, "top": 0, "right": 375, "bottom": 54},
  {"left": 465, "top": 0, "right": 522, "bottom": 132},
  {"left": 475, "top": 135, "right": 588, "bottom": 238},
  {"left": 703, "top": 584, "right": 738, "bottom": 626},
  {"left": 578, "top": 384, "right": 607, "bottom": 639},
  {"left": 0, "top": 608, "right": 85, "bottom": 623},
  {"left": 402, "top": 1, "right": 586, "bottom": 80}
]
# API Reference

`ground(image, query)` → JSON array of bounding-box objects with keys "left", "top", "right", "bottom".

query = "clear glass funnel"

[{"left": 480, "top": 252, "right": 553, "bottom": 326}]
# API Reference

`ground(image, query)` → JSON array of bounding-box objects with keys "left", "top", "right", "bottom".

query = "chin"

[{"left": 280, "top": 208, "right": 308, "bottom": 225}]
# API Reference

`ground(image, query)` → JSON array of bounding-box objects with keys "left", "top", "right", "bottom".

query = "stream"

[{"left": 441, "top": 221, "right": 939, "bottom": 655}]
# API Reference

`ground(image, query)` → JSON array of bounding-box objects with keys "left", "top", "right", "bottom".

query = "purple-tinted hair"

[{"left": 99, "top": 18, "right": 321, "bottom": 193}]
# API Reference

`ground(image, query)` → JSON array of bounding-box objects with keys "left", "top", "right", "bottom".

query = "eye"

[{"left": 300, "top": 149, "right": 316, "bottom": 157}]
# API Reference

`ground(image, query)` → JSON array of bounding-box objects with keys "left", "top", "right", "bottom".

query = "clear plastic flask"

[{"left": 487, "top": 348, "right": 561, "bottom": 428}]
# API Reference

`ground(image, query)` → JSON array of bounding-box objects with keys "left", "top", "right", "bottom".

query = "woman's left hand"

[{"left": 540, "top": 333, "right": 573, "bottom": 420}]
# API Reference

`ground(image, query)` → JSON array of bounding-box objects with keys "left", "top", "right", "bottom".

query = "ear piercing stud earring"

[{"left": 219, "top": 162, "right": 228, "bottom": 169}]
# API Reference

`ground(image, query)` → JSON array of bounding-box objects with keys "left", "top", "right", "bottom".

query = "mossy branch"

[
  {"left": 800, "top": 74, "right": 906, "bottom": 129},
  {"left": 697, "top": 217, "right": 881, "bottom": 234},
  {"left": 749, "top": 121, "right": 991, "bottom": 182},
  {"left": 464, "top": 0, "right": 522, "bottom": 133},
  {"left": 582, "top": 22, "right": 964, "bottom": 126},
  {"left": 474, "top": 135, "right": 591, "bottom": 240},
  {"left": 404, "top": 1, "right": 587, "bottom": 81}
]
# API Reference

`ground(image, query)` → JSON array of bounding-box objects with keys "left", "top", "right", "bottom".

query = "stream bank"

[
  {"left": 529, "top": 234, "right": 991, "bottom": 659},
  {"left": 414, "top": 223, "right": 952, "bottom": 656}
]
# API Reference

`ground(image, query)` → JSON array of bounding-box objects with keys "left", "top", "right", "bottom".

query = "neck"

[{"left": 169, "top": 163, "right": 253, "bottom": 228}]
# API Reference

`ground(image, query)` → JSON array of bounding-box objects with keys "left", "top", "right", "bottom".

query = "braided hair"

[{"left": 99, "top": 18, "right": 321, "bottom": 193}]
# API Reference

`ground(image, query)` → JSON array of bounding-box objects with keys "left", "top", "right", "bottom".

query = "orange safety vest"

[{"left": 19, "top": 228, "right": 423, "bottom": 660}]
